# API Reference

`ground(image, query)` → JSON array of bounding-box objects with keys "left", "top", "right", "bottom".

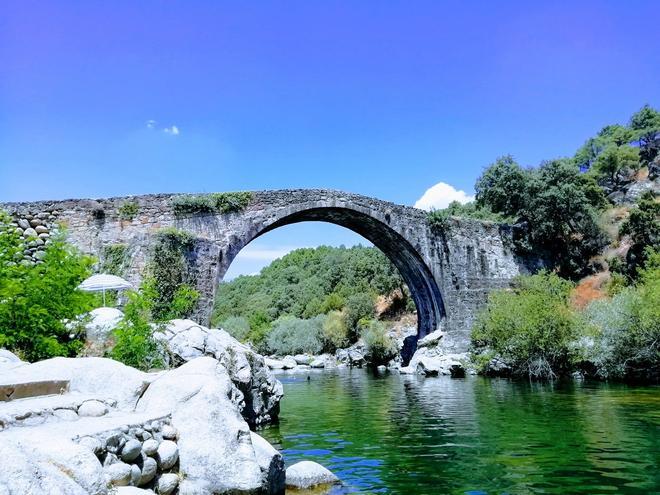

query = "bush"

[
  {"left": 110, "top": 289, "right": 163, "bottom": 370},
  {"left": 361, "top": 320, "right": 397, "bottom": 366},
  {"left": 0, "top": 214, "right": 96, "bottom": 361},
  {"left": 585, "top": 249, "right": 660, "bottom": 380},
  {"left": 117, "top": 200, "right": 139, "bottom": 221},
  {"left": 620, "top": 191, "right": 660, "bottom": 278},
  {"left": 472, "top": 272, "right": 582, "bottom": 379},
  {"left": 322, "top": 310, "right": 349, "bottom": 350},
  {"left": 220, "top": 316, "right": 251, "bottom": 342},
  {"left": 428, "top": 201, "right": 509, "bottom": 232},
  {"left": 344, "top": 293, "right": 375, "bottom": 338},
  {"left": 100, "top": 244, "right": 129, "bottom": 276},
  {"left": 266, "top": 315, "right": 326, "bottom": 356},
  {"left": 171, "top": 192, "right": 252, "bottom": 216}
]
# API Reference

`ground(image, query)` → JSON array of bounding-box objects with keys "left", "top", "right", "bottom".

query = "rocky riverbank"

[{"left": 0, "top": 322, "right": 341, "bottom": 494}]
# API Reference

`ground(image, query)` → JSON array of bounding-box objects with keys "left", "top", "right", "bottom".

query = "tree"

[
  {"left": 620, "top": 192, "right": 660, "bottom": 277},
  {"left": 475, "top": 155, "right": 529, "bottom": 218},
  {"left": 0, "top": 213, "right": 96, "bottom": 361},
  {"left": 361, "top": 320, "right": 397, "bottom": 366},
  {"left": 629, "top": 104, "right": 660, "bottom": 165},
  {"left": 322, "top": 310, "right": 349, "bottom": 351},
  {"left": 472, "top": 272, "right": 581, "bottom": 379},
  {"left": 591, "top": 145, "right": 640, "bottom": 182}
]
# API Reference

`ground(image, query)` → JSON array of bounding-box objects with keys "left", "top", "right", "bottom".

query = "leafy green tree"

[
  {"left": 620, "top": 191, "right": 660, "bottom": 277},
  {"left": 591, "top": 145, "right": 640, "bottom": 182},
  {"left": 322, "top": 310, "right": 349, "bottom": 350},
  {"left": 475, "top": 155, "right": 529, "bottom": 218},
  {"left": 110, "top": 289, "right": 163, "bottom": 370},
  {"left": 344, "top": 292, "right": 375, "bottom": 339},
  {"left": 0, "top": 213, "right": 96, "bottom": 361},
  {"left": 361, "top": 320, "right": 397, "bottom": 366},
  {"left": 220, "top": 316, "right": 251, "bottom": 341},
  {"left": 472, "top": 272, "right": 582, "bottom": 379},
  {"left": 629, "top": 104, "right": 660, "bottom": 165},
  {"left": 266, "top": 315, "right": 326, "bottom": 356}
]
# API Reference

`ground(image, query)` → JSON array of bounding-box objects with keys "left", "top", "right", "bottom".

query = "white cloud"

[
  {"left": 163, "top": 125, "right": 180, "bottom": 136},
  {"left": 414, "top": 182, "right": 475, "bottom": 211},
  {"left": 146, "top": 119, "right": 157, "bottom": 129}
]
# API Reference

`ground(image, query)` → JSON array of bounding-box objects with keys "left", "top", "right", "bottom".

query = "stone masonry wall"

[{"left": 1, "top": 189, "right": 533, "bottom": 352}]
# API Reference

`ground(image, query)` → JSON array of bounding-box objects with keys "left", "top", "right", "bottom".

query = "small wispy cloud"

[
  {"left": 163, "top": 125, "right": 180, "bottom": 136},
  {"left": 145, "top": 120, "right": 180, "bottom": 136}
]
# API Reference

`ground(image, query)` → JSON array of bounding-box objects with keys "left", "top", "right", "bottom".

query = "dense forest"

[{"left": 211, "top": 245, "right": 412, "bottom": 355}]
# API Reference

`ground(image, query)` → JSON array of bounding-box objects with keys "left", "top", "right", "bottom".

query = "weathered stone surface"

[
  {"left": 136, "top": 357, "right": 278, "bottom": 493},
  {"left": 142, "top": 438, "right": 159, "bottom": 456},
  {"left": 139, "top": 456, "right": 158, "bottom": 485},
  {"left": 84, "top": 307, "right": 124, "bottom": 347},
  {"left": 104, "top": 461, "right": 132, "bottom": 486},
  {"left": 286, "top": 460, "right": 339, "bottom": 489},
  {"left": 155, "top": 319, "right": 282, "bottom": 426},
  {"left": 0, "top": 349, "right": 24, "bottom": 372},
  {"left": 156, "top": 440, "right": 179, "bottom": 470},
  {"left": 1, "top": 189, "right": 536, "bottom": 353},
  {"left": 120, "top": 438, "right": 143, "bottom": 462},
  {"left": 157, "top": 473, "right": 179, "bottom": 495},
  {"left": 78, "top": 400, "right": 109, "bottom": 417},
  {"left": 417, "top": 329, "right": 444, "bottom": 348},
  {"left": 251, "top": 431, "right": 285, "bottom": 495}
]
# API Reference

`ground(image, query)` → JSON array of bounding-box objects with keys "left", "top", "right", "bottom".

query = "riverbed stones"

[
  {"left": 121, "top": 438, "right": 143, "bottom": 462},
  {"left": 78, "top": 399, "right": 109, "bottom": 417},
  {"left": 142, "top": 438, "right": 159, "bottom": 456},
  {"left": 285, "top": 460, "right": 339, "bottom": 489},
  {"left": 157, "top": 473, "right": 179, "bottom": 495},
  {"left": 162, "top": 424, "right": 177, "bottom": 440},
  {"left": 104, "top": 461, "right": 132, "bottom": 486},
  {"left": 139, "top": 456, "right": 158, "bottom": 485},
  {"left": 156, "top": 440, "right": 179, "bottom": 469}
]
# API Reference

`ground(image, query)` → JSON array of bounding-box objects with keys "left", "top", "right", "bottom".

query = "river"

[{"left": 260, "top": 369, "right": 659, "bottom": 494}]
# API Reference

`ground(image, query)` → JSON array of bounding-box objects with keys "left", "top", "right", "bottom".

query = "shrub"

[
  {"left": 100, "top": 244, "right": 129, "bottom": 276},
  {"left": 220, "top": 316, "right": 251, "bottom": 342},
  {"left": 428, "top": 201, "right": 509, "bottom": 232},
  {"left": 266, "top": 315, "right": 326, "bottom": 356},
  {"left": 361, "top": 320, "right": 397, "bottom": 366},
  {"left": 472, "top": 272, "right": 582, "bottom": 379},
  {"left": 110, "top": 289, "right": 163, "bottom": 370},
  {"left": 117, "top": 200, "right": 139, "bottom": 221},
  {"left": 0, "top": 214, "right": 96, "bottom": 361},
  {"left": 585, "top": 249, "right": 660, "bottom": 380},
  {"left": 619, "top": 191, "right": 660, "bottom": 278},
  {"left": 171, "top": 192, "right": 252, "bottom": 216},
  {"left": 344, "top": 293, "right": 375, "bottom": 338},
  {"left": 322, "top": 310, "right": 349, "bottom": 350}
]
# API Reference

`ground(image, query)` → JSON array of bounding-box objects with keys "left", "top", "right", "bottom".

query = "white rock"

[
  {"left": 281, "top": 356, "right": 297, "bottom": 369},
  {"left": 142, "top": 438, "right": 159, "bottom": 456},
  {"left": 286, "top": 460, "right": 339, "bottom": 489},
  {"left": 84, "top": 307, "right": 124, "bottom": 347},
  {"left": 129, "top": 464, "right": 142, "bottom": 486},
  {"left": 162, "top": 424, "right": 177, "bottom": 440},
  {"left": 417, "top": 329, "right": 445, "bottom": 348},
  {"left": 104, "top": 461, "right": 132, "bottom": 486},
  {"left": 0, "top": 348, "right": 25, "bottom": 371},
  {"left": 139, "top": 456, "right": 157, "bottom": 485},
  {"left": 251, "top": 432, "right": 285, "bottom": 494},
  {"left": 116, "top": 487, "right": 155, "bottom": 495},
  {"left": 121, "top": 438, "right": 142, "bottom": 462},
  {"left": 265, "top": 357, "right": 285, "bottom": 369},
  {"left": 157, "top": 473, "right": 179, "bottom": 495},
  {"left": 78, "top": 436, "right": 103, "bottom": 455},
  {"left": 293, "top": 354, "right": 313, "bottom": 365},
  {"left": 78, "top": 399, "right": 108, "bottom": 417},
  {"left": 157, "top": 440, "right": 179, "bottom": 470},
  {"left": 136, "top": 357, "right": 270, "bottom": 493},
  {"left": 53, "top": 408, "right": 78, "bottom": 421}
]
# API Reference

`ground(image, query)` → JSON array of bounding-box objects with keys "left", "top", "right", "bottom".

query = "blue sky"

[{"left": 1, "top": 1, "right": 659, "bottom": 276}]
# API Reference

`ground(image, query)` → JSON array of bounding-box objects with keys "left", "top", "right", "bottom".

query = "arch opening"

[{"left": 215, "top": 206, "right": 445, "bottom": 363}]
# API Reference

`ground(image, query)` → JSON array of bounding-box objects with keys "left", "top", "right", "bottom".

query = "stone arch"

[{"left": 215, "top": 205, "right": 446, "bottom": 356}]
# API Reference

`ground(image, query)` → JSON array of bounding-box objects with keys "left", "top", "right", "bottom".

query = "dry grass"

[{"left": 570, "top": 272, "right": 611, "bottom": 310}]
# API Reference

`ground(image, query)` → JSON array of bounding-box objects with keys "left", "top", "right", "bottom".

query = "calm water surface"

[{"left": 260, "top": 369, "right": 659, "bottom": 495}]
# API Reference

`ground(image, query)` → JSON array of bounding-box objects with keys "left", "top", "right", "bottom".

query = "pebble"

[
  {"left": 103, "top": 462, "right": 131, "bottom": 486},
  {"left": 142, "top": 439, "right": 159, "bottom": 456},
  {"left": 139, "top": 457, "right": 157, "bottom": 486},
  {"left": 120, "top": 439, "right": 142, "bottom": 462},
  {"left": 157, "top": 473, "right": 179, "bottom": 495},
  {"left": 161, "top": 425, "right": 177, "bottom": 440},
  {"left": 129, "top": 464, "right": 142, "bottom": 486}
]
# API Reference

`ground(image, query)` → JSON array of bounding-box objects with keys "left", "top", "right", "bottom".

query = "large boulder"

[
  {"left": 84, "top": 307, "right": 124, "bottom": 347},
  {"left": 285, "top": 460, "right": 339, "bottom": 490},
  {"left": 0, "top": 348, "right": 25, "bottom": 371},
  {"left": 136, "top": 357, "right": 283, "bottom": 494},
  {"left": 155, "top": 319, "right": 283, "bottom": 426},
  {"left": 407, "top": 350, "right": 467, "bottom": 378},
  {"left": 0, "top": 357, "right": 152, "bottom": 409}
]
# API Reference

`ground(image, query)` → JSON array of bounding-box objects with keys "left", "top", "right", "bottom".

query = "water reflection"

[{"left": 260, "top": 370, "right": 659, "bottom": 494}]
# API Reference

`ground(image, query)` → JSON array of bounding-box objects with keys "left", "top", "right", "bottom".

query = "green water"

[{"left": 260, "top": 369, "right": 659, "bottom": 495}]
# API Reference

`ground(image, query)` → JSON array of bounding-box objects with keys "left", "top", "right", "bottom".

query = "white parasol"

[{"left": 78, "top": 274, "right": 133, "bottom": 306}]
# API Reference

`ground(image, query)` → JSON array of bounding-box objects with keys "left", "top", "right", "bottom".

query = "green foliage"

[
  {"left": 220, "top": 316, "right": 251, "bottom": 341},
  {"left": 100, "top": 244, "right": 129, "bottom": 276},
  {"left": 475, "top": 155, "right": 530, "bottom": 217},
  {"left": 343, "top": 292, "right": 376, "bottom": 339},
  {"left": 428, "top": 201, "right": 510, "bottom": 231},
  {"left": 620, "top": 192, "right": 660, "bottom": 277},
  {"left": 475, "top": 156, "right": 608, "bottom": 279},
  {"left": 212, "top": 245, "right": 403, "bottom": 345},
  {"left": 171, "top": 192, "right": 252, "bottom": 216},
  {"left": 322, "top": 310, "right": 349, "bottom": 350},
  {"left": 629, "top": 104, "right": 660, "bottom": 165},
  {"left": 472, "top": 272, "right": 582, "bottom": 379},
  {"left": 110, "top": 289, "right": 163, "bottom": 370},
  {"left": 0, "top": 212, "right": 96, "bottom": 361},
  {"left": 590, "top": 145, "right": 640, "bottom": 182},
  {"left": 117, "top": 200, "right": 139, "bottom": 221},
  {"left": 147, "top": 228, "right": 199, "bottom": 321},
  {"left": 361, "top": 320, "right": 397, "bottom": 366},
  {"left": 266, "top": 315, "right": 326, "bottom": 356},
  {"left": 585, "top": 250, "right": 659, "bottom": 380}
]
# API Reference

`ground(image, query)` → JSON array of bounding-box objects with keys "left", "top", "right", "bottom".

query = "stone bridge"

[{"left": 2, "top": 189, "right": 529, "bottom": 353}]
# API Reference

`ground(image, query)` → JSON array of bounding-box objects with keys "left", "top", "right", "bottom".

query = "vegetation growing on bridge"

[
  {"left": 212, "top": 245, "right": 410, "bottom": 355},
  {"left": 117, "top": 200, "right": 139, "bottom": 221},
  {"left": 171, "top": 192, "right": 253, "bottom": 216}
]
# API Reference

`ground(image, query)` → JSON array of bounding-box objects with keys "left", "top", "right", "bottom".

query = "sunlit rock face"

[{"left": 2, "top": 189, "right": 534, "bottom": 352}]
